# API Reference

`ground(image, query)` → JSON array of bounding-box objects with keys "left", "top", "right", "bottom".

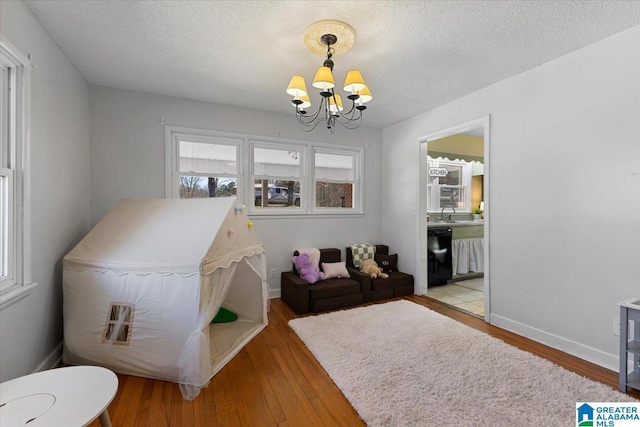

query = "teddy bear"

[
  {"left": 292, "top": 253, "right": 324, "bottom": 284},
  {"left": 359, "top": 259, "right": 389, "bottom": 279}
]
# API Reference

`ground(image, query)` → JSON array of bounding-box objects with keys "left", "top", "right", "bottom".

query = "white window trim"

[
  {"left": 250, "top": 140, "right": 306, "bottom": 213},
  {"left": 164, "top": 125, "right": 365, "bottom": 216},
  {"left": 0, "top": 36, "right": 36, "bottom": 310},
  {"left": 312, "top": 146, "right": 362, "bottom": 213},
  {"left": 165, "top": 126, "right": 243, "bottom": 200},
  {"left": 427, "top": 158, "right": 472, "bottom": 213}
]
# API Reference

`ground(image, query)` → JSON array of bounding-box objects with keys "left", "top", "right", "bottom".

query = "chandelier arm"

[
  {"left": 331, "top": 97, "right": 363, "bottom": 127},
  {"left": 335, "top": 113, "right": 363, "bottom": 129},
  {"left": 340, "top": 99, "right": 357, "bottom": 117},
  {"left": 295, "top": 97, "right": 332, "bottom": 131},
  {"left": 295, "top": 99, "right": 325, "bottom": 125},
  {"left": 296, "top": 113, "right": 324, "bottom": 130},
  {"left": 296, "top": 109, "right": 321, "bottom": 126},
  {"left": 299, "top": 118, "right": 324, "bottom": 132},
  {"left": 296, "top": 102, "right": 323, "bottom": 121},
  {"left": 338, "top": 119, "right": 363, "bottom": 130}
]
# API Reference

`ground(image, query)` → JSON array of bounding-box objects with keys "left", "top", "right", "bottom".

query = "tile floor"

[{"left": 426, "top": 277, "right": 485, "bottom": 317}]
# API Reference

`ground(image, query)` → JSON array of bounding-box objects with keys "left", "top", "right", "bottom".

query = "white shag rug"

[{"left": 288, "top": 300, "right": 636, "bottom": 426}]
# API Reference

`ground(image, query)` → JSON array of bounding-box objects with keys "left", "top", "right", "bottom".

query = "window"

[
  {"left": 252, "top": 144, "right": 302, "bottom": 209},
  {"left": 0, "top": 37, "right": 33, "bottom": 306},
  {"left": 102, "top": 303, "right": 134, "bottom": 344},
  {"left": 314, "top": 150, "right": 357, "bottom": 209},
  {"left": 165, "top": 126, "right": 364, "bottom": 215},
  {"left": 427, "top": 158, "right": 472, "bottom": 212},
  {"left": 167, "top": 132, "right": 241, "bottom": 200}
]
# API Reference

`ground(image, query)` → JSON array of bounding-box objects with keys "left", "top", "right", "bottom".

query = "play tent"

[{"left": 62, "top": 197, "right": 267, "bottom": 400}]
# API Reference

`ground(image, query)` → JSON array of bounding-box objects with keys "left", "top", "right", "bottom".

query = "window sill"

[
  {"left": 0, "top": 282, "right": 38, "bottom": 311},
  {"left": 249, "top": 211, "right": 365, "bottom": 220}
]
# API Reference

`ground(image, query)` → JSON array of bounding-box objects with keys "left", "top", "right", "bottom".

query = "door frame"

[{"left": 417, "top": 115, "right": 491, "bottom": 321}]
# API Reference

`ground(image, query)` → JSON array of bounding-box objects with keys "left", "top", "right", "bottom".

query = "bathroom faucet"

[{"left": 441, "top": 206, "right": 455, "bottom": 222}]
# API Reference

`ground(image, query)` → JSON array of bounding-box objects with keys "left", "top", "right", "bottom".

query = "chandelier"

[{"left": 286, "top": 20, "right": 372, "bottom": 133}]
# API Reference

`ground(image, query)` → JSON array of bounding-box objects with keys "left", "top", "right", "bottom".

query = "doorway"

[{"left": 417, "top": 116, "right": 490, "bottom": 321}]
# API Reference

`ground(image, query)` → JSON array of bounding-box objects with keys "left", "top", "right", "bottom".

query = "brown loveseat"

[
  {"left": 281, "top": 248, "right": 370, "bottom": 314},
  {"left": 346, "top": 244, "right": 414, "bottom": 302}
]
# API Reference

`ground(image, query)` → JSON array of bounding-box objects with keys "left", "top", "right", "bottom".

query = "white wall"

[
  {"left": 0, "top": 1, "right": 90, "bottom": 381},
  {"left": 383, "top": 25, "right": 640, "bottom": 370},
  {"left": 89, "top": 87, "right": 384, "bottom": 295}
]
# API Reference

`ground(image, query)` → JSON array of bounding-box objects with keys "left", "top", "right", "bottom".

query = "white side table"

[{"left": 0, "top": 366, "right": 118, "bottom": 427}]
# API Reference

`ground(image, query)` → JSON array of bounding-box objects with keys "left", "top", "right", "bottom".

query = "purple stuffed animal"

[{"left": 292, "top": 253, "right": 325, "bottom": 284}]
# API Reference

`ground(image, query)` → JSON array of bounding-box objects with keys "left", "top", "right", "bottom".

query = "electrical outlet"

[
  {"left": 614, "top": 318, "right": 620, "bottom": 336},
  {"left": 270, "top": 268, "right": 276, "bottom": 278}
]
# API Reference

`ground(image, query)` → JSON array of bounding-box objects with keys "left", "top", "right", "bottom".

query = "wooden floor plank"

[
  {"left": 264, "top": 366, "right": 314, "bottom": 424},
  {"left": 245, "top": 339, "right": 286, "bottom": 423},
  {"left": 76, "top": 296, "right": 640, "bottom": 427},
  {"left": 133, "top": 378, "right": 155, "bottom": 427},
  {"left": 109, "top": 375, "right": 135, "bottom": 426},
  {"left": 270, "top": 346, "right": 326, "bottom": 425},
  {"left": 146, "top": 380, "right": 173, "bottom": 427},
  {"left": 200, "top": 378, "right": 217, "bottom": 427},
  {"left": 211, "top": 368, "right": 242, "bottom": 426},
  {"left": 192, "top": 388, "right": 205, "bottom": 427},
  {"left": 229, "top": 351, "right": 272, "bottom": 427}
]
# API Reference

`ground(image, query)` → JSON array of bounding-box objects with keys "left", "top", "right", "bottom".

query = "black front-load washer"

[{"left": 427, "top": 227, "right": 453, "bottom": 286}]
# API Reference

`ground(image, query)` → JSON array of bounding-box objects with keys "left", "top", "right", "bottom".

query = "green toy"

[{"left": 212, "top": 307, "right": 238, "bottom": 323}]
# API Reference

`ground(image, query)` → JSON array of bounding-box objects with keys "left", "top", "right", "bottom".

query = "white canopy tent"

[{"left": 63, "top": 197, "right": 267, "bottom": 400}]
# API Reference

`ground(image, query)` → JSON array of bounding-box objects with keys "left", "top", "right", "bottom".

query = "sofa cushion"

[
  {"left": 312, "top": 293, "right": 364, "bottom": 313},
  {"left": 319, "top": 248, "right": 342, "bottom": 265},
  {"left": 322, "top": 262, "right": 350, "bottom": 279},
  {"left": 375, "top": 253, "right": 398, "bottom": 272},
  {"left": 370, "top": 271, "right": 414, "bottom": 291},
  {"left": 309, "top": 278, "right": 361, "bottom": 300},
  {"left": 370, "top": 278, "right": 396, "bottom": 292}
]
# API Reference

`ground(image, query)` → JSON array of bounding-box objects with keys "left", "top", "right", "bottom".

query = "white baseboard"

[
  {"left": 268, "top": 287, "right": 281, "bottom": 299},
  {"left": 32, "top": 341, "right": 63, "bottom": 373},
  {"left": 490, "top": 314, "right": 618, "bottom": 372}
]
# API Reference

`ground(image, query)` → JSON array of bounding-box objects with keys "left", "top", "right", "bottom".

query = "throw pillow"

[
  {"left": 322, "top": 262, "right": 351, "bottom": 279},
  {"left": 349, "top": 243, "right": 375, "bottom": 268},
  {"left": 375, "top": 253, "right": 398, "bottom": 272},
  {"left": 212, "top": 307, "right": 238, "bottom": 323}
]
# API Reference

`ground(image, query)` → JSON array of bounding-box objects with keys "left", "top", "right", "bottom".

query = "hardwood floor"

[{"left": 88, "top": 296, "right": 639, "bottom": 426}]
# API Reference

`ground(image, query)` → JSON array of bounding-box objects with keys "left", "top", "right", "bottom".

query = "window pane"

[
  {"left": 0, "top": 169, "right": 13, "bottom": 288},
  {"left": 0, "top": 174, "right": 6, "bottom": 279},
  {"left": 439, "top": 187, "right": 466, "bottom": 209},
  {"left": 254, "top": 147, "right": 300, "bottom": 177},
  {"left": 439, "top": 165, "right": 462, "bottom": 186},
  {"left": 179, "top": 175, "right": 237, "bottom": 199},
  {"left": 254, "top": 180, "right": 301, "bottom": 207},
  {"left": 179, "top": 141, "right": 237, "bottom": 174},
  {"left": 315, "top": 152, "right": 354, "bottom": 180},
  {"left": 316, "top": 182, "right": 353, "bottom": 208},
  {"left": 1, "top": 65, "right": 8, "bottom": 166}
]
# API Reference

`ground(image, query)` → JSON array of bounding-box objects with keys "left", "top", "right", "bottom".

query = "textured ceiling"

[{"left": 23, "top": 1, "right": 640, "bottom": 129}]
